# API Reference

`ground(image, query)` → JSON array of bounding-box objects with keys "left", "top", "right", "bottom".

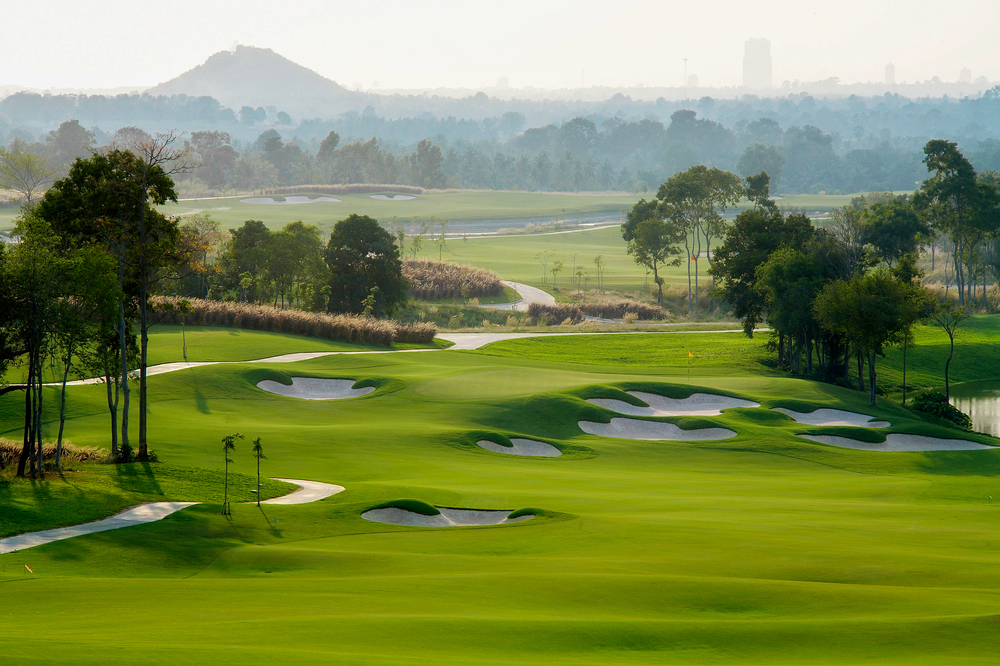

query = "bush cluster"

[
  {"left": 911, "top": 391, "right": 974, "bottom": 430},
  {"left": 403, "top": 259, "right": 504, "bottom": 300},
  {"left": 151, "top": 297, "right": 436, "bottom": 346},
  {"left": 577, "top": 298, "right": 668, "bottom": 321},
  {"left": 527, "top": 303, "right": 585, "bottom": 325}
]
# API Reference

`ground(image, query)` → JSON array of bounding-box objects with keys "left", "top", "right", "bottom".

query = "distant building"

[
  {"left": 884, "top": 63, "right": 895, "bottom": 86},
  {"left": 496, "top": 76, "right": 509, "bottom": 90},
  {"left": 742, "top": 39, "right": 772, "bottom": 88},
  {"left": 960, "top": 67, "right": 972, "bottom": 84},
  {"left": 687, "top": 74, "right": 699, "bottom": 89}
]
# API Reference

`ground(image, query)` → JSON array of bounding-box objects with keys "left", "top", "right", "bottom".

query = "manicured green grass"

[
  {"left": 3, "top": 326, "right": 1000, "bottom": 663},
  {"left": 161, "top": 191, "right": 640, "bottom": 231}
]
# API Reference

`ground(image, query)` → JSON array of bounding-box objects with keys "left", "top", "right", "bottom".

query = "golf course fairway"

[{"left": 2, "top": 326, "right": 1000, "bottom": 664}]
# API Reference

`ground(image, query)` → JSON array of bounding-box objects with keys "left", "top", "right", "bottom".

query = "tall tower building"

[
  {"left": 959, "top": 67, "right": 972, "bottom": 84},
  {"left": 742, "top": 39, "right": 772, "bottom": 89},
  {"left": 884, "top": 63, "right": 895, "bottom": 86}
]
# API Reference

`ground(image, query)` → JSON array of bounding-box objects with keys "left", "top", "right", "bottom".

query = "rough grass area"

[
  {"left": 577, "top": 297, "right": 669, "bottom": 320},
  {"left": 0, "top": 438, "right": 107, "bottom": 468},
  {"left": 403, "top": 258, "right": 504, "bottom": 300}
]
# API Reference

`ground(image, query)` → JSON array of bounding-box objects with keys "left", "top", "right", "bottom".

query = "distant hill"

[{"left": 146, "top": 45, "right": 367, "bottom": 119}]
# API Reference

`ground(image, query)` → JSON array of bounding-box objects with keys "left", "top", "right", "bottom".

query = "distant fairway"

[{"left": 159, "top": 190, "right": 640, "bottom": 232}]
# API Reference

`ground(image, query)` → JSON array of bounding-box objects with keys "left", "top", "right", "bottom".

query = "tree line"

[
  {"left": 0, "top": 136, "right": 414, "bottom": 478},
  {"left": 626, "top": 139, "right": 999, "bottom": 404}
]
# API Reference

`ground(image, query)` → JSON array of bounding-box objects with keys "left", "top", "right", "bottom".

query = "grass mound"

[{"left": 369, "top": 499, "right": 441, "bottom": 516}]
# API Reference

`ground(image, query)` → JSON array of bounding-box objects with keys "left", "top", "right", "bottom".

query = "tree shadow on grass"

[{"left": 112, "top": 462, "right": 163, "bottom": 496}]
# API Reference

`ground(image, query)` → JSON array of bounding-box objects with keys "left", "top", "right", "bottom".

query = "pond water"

[{"left": 950, "top": 380, "right": 1000, "bottom": 437}]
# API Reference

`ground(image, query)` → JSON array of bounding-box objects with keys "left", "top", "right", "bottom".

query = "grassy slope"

[
  {"left": 478, "top": 316, "right": 1000, "bottom": 396},
  {"left": 2, "top": 326, "right": 1000, "bottom": 663}
]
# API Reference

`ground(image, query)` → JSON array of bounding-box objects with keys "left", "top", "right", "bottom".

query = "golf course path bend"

[
  {"left": 261, "top": 478, "right": 345, "bottom": 504},
  {"left": 0, "top": 502, "right": 198, "bottom": 555},
  {"left": 483, "top": 280, "right": 557, "bottom": 312}
]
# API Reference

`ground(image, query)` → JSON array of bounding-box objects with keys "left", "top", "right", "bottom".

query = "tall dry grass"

[
  {"left": 0, "top": 439, "right": 108, "bottom": 468},
  {"left": 527, "top": 303, "right": 585, "bottom": 325},
  {"left": 577, "top": 298, "right": 669, "bottom": 321},
  {"left": 151, "top": 297, "right": 436, "bottom": 346},
  {"left": 403, "top": 259, "right": 504, "bottom": 300}
]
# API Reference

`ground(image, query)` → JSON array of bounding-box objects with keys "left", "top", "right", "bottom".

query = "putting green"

[{"left": 2, "top": 326, "right": 1000, "bottom": 664}]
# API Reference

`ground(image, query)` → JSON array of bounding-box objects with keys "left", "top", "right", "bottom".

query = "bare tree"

[{"left": 0, "top": 139, "right": 56, "bottom": 204}]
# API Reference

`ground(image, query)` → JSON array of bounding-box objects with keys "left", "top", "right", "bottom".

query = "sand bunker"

[
  {"left": 370, "top": 194, "right": 415, "bottom": 201},
  {"left": 362, "top": 506, "right": 534, "bottom": 527},
  {"left": 801, "top": 433, "right": 994, "bottom": 452},
  {"left": 261, "top": 478, "right": 344, "bottom": 504},
  {"left": 775, "top": 408, "right": 890, "bottom": 428},
  {"left": 579, "top": 418, "right": 736, "bottom": 441},
  {"left": 0, "top": 502, "right": 198, "bottom": 555},
  {"left": 241, "top": 195, "right": 341, "bottom": 205},
  {"left": 256, "top": 377, "right": 375, "bottom": 400},
  {"left": 589, "top": 391, "right": 759, "bottom": 417},
  {"left": 477, "top": 438, "right": 561, "bottom": 457}
]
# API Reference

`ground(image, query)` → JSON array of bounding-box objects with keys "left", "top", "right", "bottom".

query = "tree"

[
  {"left": 325, "top": 214, "right": 408, "bottom": 316},
  {"left": 251, "top": 437, "right": 266, "bottom": 507},
  {"left": 410, "top": 139, "right": 447, "bottom": 188},
  {"left": 737, "top": 144, "right": 785, "bottom": 191},
  {"left": 550, "top": 259, "right": 564, "bottom": 287},
  {"left": 593, "top": 255, "right": 606, "bottom": 289},
  {"left": 0, "top": 139, "right": 56, "bottom": 203},
  {"left": 45, "top": 119, "right": 94, "bottom": 166},
  {"left": 36, "top": 142, "right": 186, "bottom": 459},
  {"left": 221, "top": 432, "right": 243, "bottom": 515},
  {"left": 317, "top": 131, "right": 340, "bottom": 166},
  {"left": 657, "top": 165, "right": 743, "bottom": 316},
  {"left": 930, "top": 299, "right": 971, "bottom": 399},
  {"left": 862, "top": 198, "right": 930, "bottom": 267},
  {"left": 914, "top": 140, "right": 1000, "bottom": 306},
  {"left": 814, "top": 270, "right": 915, "bottom": 405},
  {"left": 712, "top": 206, "right": 813, "bottom": 336},
  {"left": 535, "top": 249, "right": 554, "bottom": 284},
  {"left": 626, "top": 219, "right": 684, "bottom": 305}
]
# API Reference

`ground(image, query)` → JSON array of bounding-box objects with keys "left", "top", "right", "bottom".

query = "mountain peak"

[{"left": 147, "top": 46, "right": 362, "bottom": 116}]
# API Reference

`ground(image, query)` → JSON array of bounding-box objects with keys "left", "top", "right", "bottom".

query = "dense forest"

[{"left": 5, "top": 89, "right": 1000, "bottom": 196}]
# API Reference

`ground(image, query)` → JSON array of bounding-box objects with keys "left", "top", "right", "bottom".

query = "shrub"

[
  {"left": 623, "top": 312, "right": 638, "bottom": 324},
  {"left": 402, "top": 259, "right": 504, "bottom": 300},
  {"left": 578, "top": 298, "right": 668, "bottom": 321},
  {"left": 151, "top": 297, "right": 436, "bottom": 346},
  {"left": 911, "top": 391, "right": 973, "bottom": 430},
  {"left": 527, "top": 303, "right": 584, "bottom": 325}
]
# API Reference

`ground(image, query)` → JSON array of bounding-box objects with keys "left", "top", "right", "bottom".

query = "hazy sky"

[{"left": 2, "top": 0, "right": 997, "bottom": 91}]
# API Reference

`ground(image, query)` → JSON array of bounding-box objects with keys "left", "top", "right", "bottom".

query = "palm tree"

[
  {"left": 221, "top": 432, "right": 244, "bottom": 515},
  {"left": 251, "top": 437, "right": 266, "bottom": 507}
]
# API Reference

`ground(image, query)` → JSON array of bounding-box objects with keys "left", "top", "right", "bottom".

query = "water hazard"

[{"left": 950, "top": 380, "right": 1000, "bottom": 437}]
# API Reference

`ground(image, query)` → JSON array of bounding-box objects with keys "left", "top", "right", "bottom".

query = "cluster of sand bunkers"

[
  {"left": 258, "top": 378, "right": 993, "bottom": 456},
  {"left": 240, "top": 194, "right": 416, "bottom": 205}
]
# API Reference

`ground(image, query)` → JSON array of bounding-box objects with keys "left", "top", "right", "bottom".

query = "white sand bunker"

[
  {"left": 256, "top": 377, "right": 375, "bottom": 400},
  {"left": 801, "top": 433, "right": 994, "bottom": 452},
  {"left": 241, "top": 195, "right": 341, "bottom": 205},
  {"left": 0, "top": 502, "right": 198, "bottom": 555},
  {"left": 775, "top": 408, "right": 890, "bottom": 428},
  {"left": 370, "top": 194, "right": 415, "bottom": 201},
  {"left": 579, "top": 418, "right": 736, "bottom": 441},
  {"left": 362, "top": 507, "right": 534, "bottom": 527},
  {"left": 477, "top": 438, "right": 561, "bottom": 457},
  {"left": 588, "top": 391, "right": 759, "bottom": 417}
]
